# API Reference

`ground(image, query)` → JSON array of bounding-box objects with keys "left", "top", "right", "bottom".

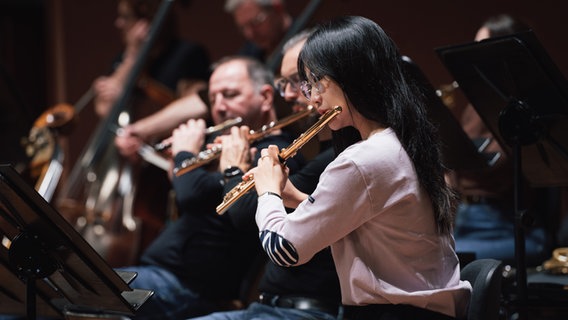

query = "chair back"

[{"left": 460, "top": 258, "right": 503, "bottom": 320}]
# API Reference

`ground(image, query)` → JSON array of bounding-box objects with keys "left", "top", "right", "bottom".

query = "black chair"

[{"left": 460, "top": 259, "right": 504, "bottom": 320}]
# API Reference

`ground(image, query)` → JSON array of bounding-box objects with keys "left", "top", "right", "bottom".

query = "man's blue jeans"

[
  {"left": 120, "top": 265, "right": 219, "bottom": 320},
  {"left": 454, "top": 202, "right": 548, "bottom": 266}
]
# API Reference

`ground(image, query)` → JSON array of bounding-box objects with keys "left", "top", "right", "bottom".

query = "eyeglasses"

[
  {"left": 239, "top": 11, "right": 268, "bottom": 31},
  {"left": 274, "top": 73, "right": 301, "bottom": 97},
  {"left": 299, "top": 75, "right": 325, "bottom": 101}
]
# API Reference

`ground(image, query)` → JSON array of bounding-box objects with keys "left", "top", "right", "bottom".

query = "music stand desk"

[
  {"left": 0, "top": 164, "right": 152, "bottom": 319},
  {"left": 436, "top": 31, "right": 568, "bottom": 187}
]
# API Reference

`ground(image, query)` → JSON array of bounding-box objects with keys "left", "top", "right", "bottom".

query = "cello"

[
  {"left": 24, "top": 90, "right": 93, "bottom": 202},
  {"left": 56, "top": 0, "right": 176, "bottom": 267}
]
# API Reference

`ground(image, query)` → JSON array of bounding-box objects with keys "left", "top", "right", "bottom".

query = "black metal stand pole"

[
  {"left": 26, "top": 277, "right": 36, "bottom": 320},
  {"left": 513, "top": 142, "right": 528, "bottom": 304}
]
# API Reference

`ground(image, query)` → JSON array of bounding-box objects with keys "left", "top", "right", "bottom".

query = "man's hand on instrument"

[
  {"left": 219, "top": 126, "right": 254, "bottom": 173},
  {"left": 115, "top": 126, "right": 142, "bottom": 163},
  {"left": 171, "top": 119, "right": 206, "bottom": 156}
]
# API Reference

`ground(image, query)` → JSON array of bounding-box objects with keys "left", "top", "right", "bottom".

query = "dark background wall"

[{"left": 2, "top": 0, "right": 568, "bottom": 174}]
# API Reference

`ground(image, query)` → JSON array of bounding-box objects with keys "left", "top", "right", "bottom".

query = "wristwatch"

[{"left": 223, "top": 166, "right": 244, "bottom": 179}]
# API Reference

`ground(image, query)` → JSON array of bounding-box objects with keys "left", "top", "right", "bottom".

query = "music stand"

[
  {"left": 401, "top": 56, "right": 494, "bottom": 171},
  {"left": 436, "top": 31, "right": 568, "bottom": 306},
  {"left": 0, "top": 164, "right": 152, "bottom": 319}
]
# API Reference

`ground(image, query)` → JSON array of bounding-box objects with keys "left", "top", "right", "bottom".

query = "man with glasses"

[
  {"left": 224, "top": 0, "right": 292, "bottom": 64},
  {"left": 274, "top": 74, "right": 302, "bottom": 112}
]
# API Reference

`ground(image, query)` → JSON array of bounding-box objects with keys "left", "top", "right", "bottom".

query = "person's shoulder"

[{"left": 336, "top": 129, "right": 400, "bottom": 164}]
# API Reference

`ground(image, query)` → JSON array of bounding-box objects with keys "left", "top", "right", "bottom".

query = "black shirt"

[
  {"left": 140, "top": 134, "right": 303, "bottom": 299},
  {"left": 113, "top": 39, "right": 211, "bottom": 92},
  {"left": 148, "top": 39, "right": 211, "bottom": 91}
]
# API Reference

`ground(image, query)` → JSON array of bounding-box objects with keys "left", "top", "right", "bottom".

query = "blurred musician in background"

[
  {"left": 120, "top": 56, "right": 302, "bottom": 319},
  {"left": 76, "top": 0, "right": 211, "bottom": 264},
  {"left": 93, "top": 0, "right": 210, "bottom": 120},
  {"left": 103, "top": 0, "right": 213, "bottom": 159},
  {"left": 224, "top": 0, "right": 292, "bottom": 64}
]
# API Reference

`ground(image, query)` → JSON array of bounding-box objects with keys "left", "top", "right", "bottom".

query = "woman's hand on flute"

[{"left": 253, "top": 145, "right": 288, "bottom": 196}]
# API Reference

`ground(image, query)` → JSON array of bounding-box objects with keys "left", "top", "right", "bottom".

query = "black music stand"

[
  {"left": 0, "top": 164, "right": 152, "bottom": 319},
  {"left": 401, "top": 56, "right": 496, "bottom": 171},
  {"left": 436, "top": 31, "right": 568, "bottom": 311}
]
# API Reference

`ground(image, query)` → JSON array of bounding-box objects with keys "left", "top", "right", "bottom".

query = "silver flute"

[{"left": 153, "top": 117, "right": 243, "bottom": 152}]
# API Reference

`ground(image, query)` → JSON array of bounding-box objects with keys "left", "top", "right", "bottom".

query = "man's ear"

[{"left": 259, "top": 84, "right": 274, "bottom": 112}]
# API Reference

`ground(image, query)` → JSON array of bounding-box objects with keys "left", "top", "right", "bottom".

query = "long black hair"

[{"left": 298, "top": 16, "right": 455, "bottom": 235}]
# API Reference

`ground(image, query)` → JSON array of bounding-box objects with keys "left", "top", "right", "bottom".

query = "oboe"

[
  {"left": 216, "top": 106, "right": 342, "bottom": 215},
  {"left": 173, "top": 105, "right": 316, "bottom": 177},
  {"left": 153, "top": 117, "right": 243, "bottom": 152}
]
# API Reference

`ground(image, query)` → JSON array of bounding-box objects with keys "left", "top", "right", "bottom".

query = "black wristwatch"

[{"left": 223, "top": 166, "right": 244, "bottom": 179}]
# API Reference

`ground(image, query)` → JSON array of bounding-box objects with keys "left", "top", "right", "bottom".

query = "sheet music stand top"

[
  {"left": 0, "top": 164, "right": 152, "bottom": 318},
  {"left": 436, "top": 31, "right": 568, "bottom": 187}
]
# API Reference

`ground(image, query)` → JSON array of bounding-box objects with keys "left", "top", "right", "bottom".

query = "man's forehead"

[
  {"left": 280, "top": 60, "right": 298, "bottom": 78},
  {"left": 233, "top": 1, "right": 263, "bottom": 23},
  {"left": 211, "top": 62, "right": 248, "bottom": 84},
  {"left": 280, "top": 40, "right": 305, "bottom": 77}
]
